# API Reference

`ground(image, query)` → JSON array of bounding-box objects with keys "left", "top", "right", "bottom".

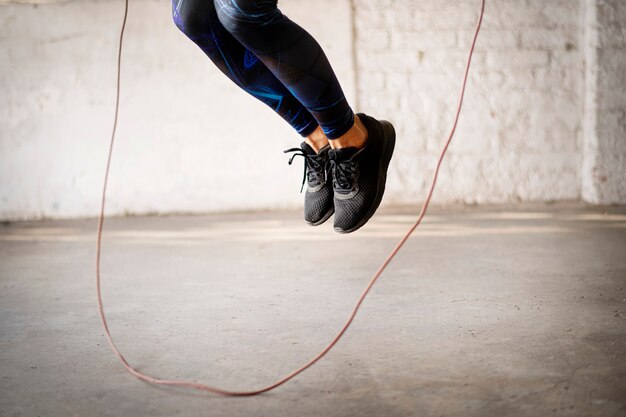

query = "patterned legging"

[{"left": 172, "top": 0, "right": 354, "bottom": 139}]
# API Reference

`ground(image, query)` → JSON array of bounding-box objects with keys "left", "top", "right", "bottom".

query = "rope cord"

[{"left": 96, "top": 0, "right": 485, "bottom": 396}]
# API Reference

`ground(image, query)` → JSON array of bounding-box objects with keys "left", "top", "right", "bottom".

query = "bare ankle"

[
  {"left": 329, "top": 114, "right": 368, "bottom": 149},
  {"left": 305, "top": 126, "right": 329, "bottom": 153}
]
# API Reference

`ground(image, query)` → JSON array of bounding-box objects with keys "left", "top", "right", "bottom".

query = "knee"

[
  {"left": 214, "top": 0, "right": 277, "bottom": 34},
  {"left": 172, "top": 0, "right": 215, "bottom": 38}
]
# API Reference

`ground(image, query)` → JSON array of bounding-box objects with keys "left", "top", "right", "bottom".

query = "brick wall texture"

[
  {"left": 356, "top": 0, "right": 582, "bottom": 204},
  {"left": 354, "top": 0, "right": 624, "bottom": 205},
  {"left": 0, "top": 0, "right": 624, "bottom": 220}
]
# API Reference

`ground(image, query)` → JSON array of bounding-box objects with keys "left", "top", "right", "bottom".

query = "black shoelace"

[
  {"left": 329, "top": 157, "right": 359, "bottom": 194},
  {"left": 284, "top": 148, "right": 328, "bottom": 193}
]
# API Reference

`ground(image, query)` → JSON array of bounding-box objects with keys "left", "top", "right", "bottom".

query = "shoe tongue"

[
  {"left": 329, "top": 146, "right": 360, "bottom": 160},
  {"left": 301, "top": 142, "right": 317, "bottom": 155}
]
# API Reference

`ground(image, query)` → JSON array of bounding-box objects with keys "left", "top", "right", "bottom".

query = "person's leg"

[
  {"left": 213, "top": 0, "right": 366, "bottom": 143},
  {"left": 213, "top": 0, "right": 396, "bottom": 233},
  {"left": 173, "top": 0, "right": 334, "bottom": 225},
  {"left": 172, "top": 0, "right": 319, "bottom": 139}
]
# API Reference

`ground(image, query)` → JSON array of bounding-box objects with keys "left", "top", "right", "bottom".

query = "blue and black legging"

[{"left": 172, "top": 0, "right": 355, "bottom": 139}]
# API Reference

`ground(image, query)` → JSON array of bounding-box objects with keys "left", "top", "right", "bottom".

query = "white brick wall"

[
  {"left": 0, "top": 0, "right": 355, "bottom": 220},
  {"left": 0, "top": 0, "right": 624, "bottom": 220},
  {"left": 355, "top": 0, "right": 585, "bottom": 205}
]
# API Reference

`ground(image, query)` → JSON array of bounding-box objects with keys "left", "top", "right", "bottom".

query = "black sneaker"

[
  {"left": 284, "top": 142, "right": 334, "bottom": 226},
  {"left": 328, "top": 113, "right": 395, "bottom": 233}
]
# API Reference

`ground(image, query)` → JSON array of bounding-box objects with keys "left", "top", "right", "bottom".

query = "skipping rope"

[{"left": 96, "top": 0, "right": 486, "bottom": 396}]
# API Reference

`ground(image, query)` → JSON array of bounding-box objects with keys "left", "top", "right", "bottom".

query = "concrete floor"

[{"left": 1, "top": 204, "right": 625, "bottom": 417}]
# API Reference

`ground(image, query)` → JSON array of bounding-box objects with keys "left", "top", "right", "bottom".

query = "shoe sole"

[
  {"left": 334, "top": 120, "right": 396, "bottom": 234},
  {"left": 306, "top": 206, "right": 335, "bottom": 226}
]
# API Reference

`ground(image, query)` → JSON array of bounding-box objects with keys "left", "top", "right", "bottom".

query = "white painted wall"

[
  {"left": 0, "top": 0, "right": 624, "bottom": 220},
  {"left": 356, "top": 0, "right": 584, "bottom": 205},
  {"left": 0, "top": 0, "right": 355, "bottom": 220}
]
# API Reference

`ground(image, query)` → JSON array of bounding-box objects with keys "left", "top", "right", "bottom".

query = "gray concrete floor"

[{"left": 1, "top": 204, "right": 625, "bottom": 417}]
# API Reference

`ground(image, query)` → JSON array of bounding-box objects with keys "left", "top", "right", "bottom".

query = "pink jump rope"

[{"left": 96, "top": 0, "right": 486, "bottom": 396}]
